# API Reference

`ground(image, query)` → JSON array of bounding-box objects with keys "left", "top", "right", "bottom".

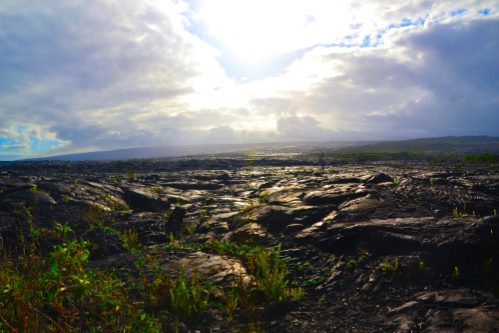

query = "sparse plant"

[
  {"left": 382, "top": 258, "right": 401, "bottom": 277},
  {"left": 126, "top": 169, "right": 136, "bottom": 182},
  {"left": 482, "top": 258, "right": 494, "bottom": 273},
  {"left": 347, "top": 248, "right": 371, "bottom": 267},
  {"left": 430, "top": 177, "right": 435, "bottom": 184},
  {"left": 111, "top": 173, "right": 119, "bottom": 182},
  {"left": 258, "top": 190, "right": 269, "bottom": 204},
  {"left": 290, "top": 287, "right": 302, "bottom": 301},
  {"left": 453, "top": 267, "right": 460, "bottom": 280},
  {"left": 186, "top": 223, "right": 196, "bottom": 236},
  {"left": 220, "top": 283, "right": 239, "bottom": 322},
  {"left": 120, "top": 227, "right": 143, "bottom": 251},
  {"left": 452, "top": 204, "right": 467, "bottom": 217},
  {"left": 170, "top": 265, "right": 210, "bottom": 324},
  {"left": 0, "top": 219, "right": 163, "bottom": 332},
  {"left": 247, "top": 243, "right": 288, "bottom": 302},
  {"left": 419, "top": 261, "right": 431, "bottom": 273},
  {"left": 152, "top": 185, "right": 162, "bottom": 199}
]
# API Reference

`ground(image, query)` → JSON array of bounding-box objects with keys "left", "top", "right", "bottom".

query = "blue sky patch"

[
  {"left": 451, "top": 9, "right": 467, "bottom": 16},
  {"left": 0, "top": 132, "right": 65, "bottom": 160}
]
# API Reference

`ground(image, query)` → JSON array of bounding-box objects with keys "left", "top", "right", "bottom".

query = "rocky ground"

[{"left": 1, "top": 155, "right": 499, "bottom": 332}]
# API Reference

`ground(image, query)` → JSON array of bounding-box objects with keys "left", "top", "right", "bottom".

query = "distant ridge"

[
  {"left": 326, "top": 136, "right": 499, "bottom": 156},
  {"left": 19, "top": 141, "right": 368, "bottom": 162},
  {"left": 17, "top": 136, "right": 498, "bottom": 162}
]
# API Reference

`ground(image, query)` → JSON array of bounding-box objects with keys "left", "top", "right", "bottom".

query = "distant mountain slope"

[
  {"left": 19, "top": 141, "right": 372, "bottom": 162},
  {"left": 325, "top": 136, "right": 499, "bottom": 157}
]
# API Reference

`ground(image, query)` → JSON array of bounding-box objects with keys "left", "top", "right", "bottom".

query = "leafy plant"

[
  {"left": 186, "top": 223, "right": 196, "bottom": 236},
  {"left": 452, "top": 204, "right": 467, "bottom": 217},
  {"left": 393, "top": 178, "right": 397, "bottom": 184},
  {"left": 482, "top": 258, "right": 494, "bottom": 273},
  {"left": 169, "top": 265, "right": 209, "bottom": 324},
  {"left": 430, "top": 177, "right": 434, "bottom": 184},
  {"left": 0, "top": 220, "right": 163, "bottom": 332},
  {"left": 248, "top": 244, "right": 288, "bottom": 302},
  {"left": 126, "top": 169, "right": 136, "bottom": 182},
  {"left": 347, "top": 248, "right": 371, "bottom": 267},
  {"left": 453, "top": 267, "right": 460, "bottom": 281},
  {"left": 257, "top": 190, "right": 269, "bottom": 204},
  {"left": 220, "top": 283, "right": 239, "bottom": 322},
  {"left": 152, "top": 185, "right": 162, "bottom": 199},
  {"left": 290, "top": 287, "right": 302, "bottom": 301},
  {"left": 121, "top": 227, "right": 143, "bottom": 251},
  {"left": 382, "top": 258, "right": 402, "bottom": 277},
  {"left": 419, "top": 261, "right": 431, "bottom": 273}
]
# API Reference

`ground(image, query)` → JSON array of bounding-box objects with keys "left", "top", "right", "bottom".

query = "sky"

[{"left": 0, "top": 0, "right": 498, "bottom": 160}]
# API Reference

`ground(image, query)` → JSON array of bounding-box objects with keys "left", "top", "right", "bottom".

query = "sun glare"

[{"left": 198, "top": 0, "right": 320, "bottom": 62}]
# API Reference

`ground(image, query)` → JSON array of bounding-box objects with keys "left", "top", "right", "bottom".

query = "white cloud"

[
  {"left": 0, "top": 0, "right": 498, "bottom": 159},
  {"left": 1, "top": 144, "right": 29, "bottom": 151}
]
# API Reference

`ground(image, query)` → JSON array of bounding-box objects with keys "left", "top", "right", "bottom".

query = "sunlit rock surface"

[{"left": 1, "top": 154, "right": 499, "bottom": 332}]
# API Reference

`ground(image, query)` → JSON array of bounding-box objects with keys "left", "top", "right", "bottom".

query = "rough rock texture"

[{"left": 1, "top": 155, "right": 499, "bottom": 332}]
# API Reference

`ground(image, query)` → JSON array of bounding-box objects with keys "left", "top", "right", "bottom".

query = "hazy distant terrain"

[
  {"left": 324, "top": 136, "right": 499, "bottom": 156},
  {"left": 21, "top": 141, "right": 378, "bottom": 162}
]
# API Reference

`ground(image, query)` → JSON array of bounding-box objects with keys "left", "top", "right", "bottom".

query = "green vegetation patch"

[
  {"left": 326, "top": 150, "right": 429, "bottom": 160},
  {"left": 464, "top": 154, "right": 499, "bottom": 164}
]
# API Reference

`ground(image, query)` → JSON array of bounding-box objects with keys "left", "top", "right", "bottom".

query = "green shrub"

[
  {"left": 464, "top": 154, "right": 499, "bottom": 164},
  {"left": 382, "top": 258, "right": 401, "bottom": 277},
  {"left": 248, "top": 244, "right": 288, "bottom": 302},
  {"left": 186, "top": 223, "right": 196, "bottom": 236},
  {"left": 0, "top": 219, "right": 162, "bottom": 332},
  {"left": 121, "top": 227, "right": 143, "bottom": 251},
  {"left": 170, "top": 266, "right": 209, "bottom": 323},
  {"left": 290, "top": 287, "right": 302, "bottom": 301},
  {"left": 126, "top": 169, "right": 136, "bottom": 182},
  {"left": 257, "top": 190, "right": 269, "bottom": 204}
]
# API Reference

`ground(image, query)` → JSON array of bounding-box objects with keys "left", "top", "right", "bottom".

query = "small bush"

[
  {"left": 170, "top": 266, "right": 209, "bottom": 323},
  {"left": 290, "top": 287, "right": 302, "bottom": 301},
  {"left": 121, "top": 227, "right": 143, "bottom": 251}
]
